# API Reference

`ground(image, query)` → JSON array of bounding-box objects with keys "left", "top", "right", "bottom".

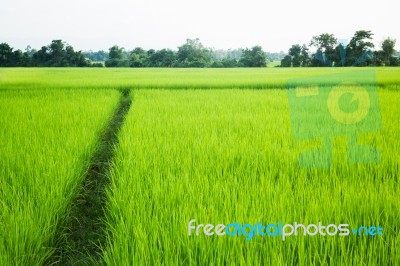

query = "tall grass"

[
  {"left": 1, "top": 67, "right": 399, "bottom": 265},
  {"left": 0, "top": 89, "right": 119, "bottom": 265},
  {"left": 1, "top": 68, "right": 400, "bottom": 90},
  {"left": 103, "top": 89, "right": 399, "bottom": 265}
]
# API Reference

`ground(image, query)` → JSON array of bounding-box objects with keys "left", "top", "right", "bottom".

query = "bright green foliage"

[
  {"left": 103, "top": 89, "right": 399, "bottom": 265},
  {"left": 0, "top": 68, "right": 400, "bottom": 265},
  {"left": 1, "top": 68, "right": 400, "bottom": 90},
  {"left": 0, "top": 89, "right": 119, "bottom": 265}
]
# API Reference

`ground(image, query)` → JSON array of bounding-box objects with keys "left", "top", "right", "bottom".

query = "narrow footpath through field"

[{"left": 52, "top": 88, "right": 132, "bottom": 265}]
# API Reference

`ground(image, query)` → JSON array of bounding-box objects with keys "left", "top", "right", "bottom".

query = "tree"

[
  {"left": 310, "top": 33, "right": 337, "bottom": 52},
  {"left": 65, "top": 45, "right": 77, "bottom": 66},
  {"left": 346, "top": 30, "right": 375, "bottom": 66},
  {"left": 11, "top": 49, "right": 28, "bottom": 66},
  {"left": 32, "top": 46, "right": 50, "bottom": 66},
  {"left": 389, "top": 56, "right": 399, "bottom": 66},
  {"left": 332, "top": 43, "right": 347, "bottom": 66},
  {"left": 24, "top": 40, "right": 89, "bottom": 67},
  {"left": 280, "top": 55, "right": 292, "bottom": 67},
  {"left": 109, "top": 45, "right": 123, "bottom": 60},
  {"left": 129, "top": 47, "right": 147, "bottom": 67},
  {"left": 210, "top": 48, "right": 241, "bottom": 67},
  {"left": 74, "top": 51, "right": 90, "bottom": 67},
  {"left": 0, "top": 43, "right": 14, "bottom": 66},
  {"left": 239, "top": 46, "right": 267, "bottom": 67},
  {"left": 177, "top": 38, "right": 211, "bottom": 67},
  {"left": 289, "top": 44, "right": 302, "bottom": 67},
  {"left": 147, "top": 49, "right": 177, "bottom": 67},
  {"left": 23, "top": 45, "right": 35, "bottom": 66},
  {"left": 211, "top": 58, "right": 239, "bottom": 68},
  {"left": 283, "top": 44, "right": 309, "bottom": 67},
  {"left": 381, "top": 37, "right": 396, "bottom": 66},
  {"left": 310, "top": 33, "right": 337, "bottom": 66},
  {"left": 106, "top": 45, "right": 126, "bottom": 67},
  {"left": 48, "top": 40, "right": 66, "bottom": 66},
  {"left": 300, "top": 45, "right": 310, "bottom": 66}
]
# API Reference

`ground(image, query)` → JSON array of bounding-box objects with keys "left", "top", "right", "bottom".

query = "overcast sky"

[{"left": 0, "top": 0, "right": 399, "bottom": 52}]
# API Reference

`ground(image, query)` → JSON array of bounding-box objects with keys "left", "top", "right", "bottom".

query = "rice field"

[
  {"left": 0, "top": 68, "right": 399, "bottom": 265},
  {"left": 102, "top": 89, "right": 400, "bottom": 265},
  {"left": 0, "top": 67, "right": 399, "bottom": 90},
  {"left": 0, "top": 89, "right": 120, "bottom": 265}
]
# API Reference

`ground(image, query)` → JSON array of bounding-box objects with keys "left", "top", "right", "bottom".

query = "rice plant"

[
  {"left": 0, "top": 89, "right": 119, "bottom": 265},
  {"left": 103, "top": 89, "right": 399, "bottom": 265}
]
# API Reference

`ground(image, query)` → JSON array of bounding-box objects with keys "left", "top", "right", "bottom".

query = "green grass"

[
  {"left": 0, "top": 89, "right": 119, "bottom": 265},
  {"left": 56, "top": 89, "right": 132, "bottom": 265},
  {"left": 1, "top": 67, "right": 400, "bottom": 90},
  {"left": 103, "top": 89, "right": 399, "bottom": 265},
  {"left": 0, "top": 67, "right": 399, "bottom": 265}
]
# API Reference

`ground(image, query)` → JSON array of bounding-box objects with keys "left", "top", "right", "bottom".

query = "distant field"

[
  {"left": 0, "top": 68, "right": 399, "bottom": 265},
  {"left": 0, "top": 67, "right": 400, "bottom": 90}
]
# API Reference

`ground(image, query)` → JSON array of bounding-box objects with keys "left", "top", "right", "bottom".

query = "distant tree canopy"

[
  {"left": 0, "top": 38, "right": 270, "bottom": 68},
  {"left": 1, "top": 34, "right": 397, "bottom": 68},
  {"left": 176, "top": 38, "right": 211, "bottom": 67},
  {"left": 288, "top": 44, "right": 302, "bottom": 67},
  {"left": 280, "top": 55, "right": 292, "bottom": 67},
  {"left": 0, "top": 43, "right": 17, "bottom": 67},
  {"left": 105, "top": 39, "right": 268, "bottom": 68},
  {"left": 0, "top": 40, "right": 90, "bottom": 67},
  {"left": 0, "top": 38, "right": 271, "bottom": 68},
  {"left": 345, "top": 30, "right": 375, "bottom": 66},
  {"left": 239, "top": 46, "right": 267, "bottom": 67},
  {"left": 1, "top": 39, "right": 205, "bottom": 68},
  {"left": 83, "top": 50, "right": 108, "bottom": 62},
  {"left": 281, "top": 30, "right": 399, "bottom": 67},
  {"left": 379, "top": 38, "right": 397, "bottom": 66}
]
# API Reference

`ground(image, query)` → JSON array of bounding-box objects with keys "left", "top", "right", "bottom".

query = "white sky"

[{"left": 0, "top": 0, "right": 399, "bottom": 52}]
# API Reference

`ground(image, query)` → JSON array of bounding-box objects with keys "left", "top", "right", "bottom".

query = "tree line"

[
  {"left": 0, "top": 38, "right": 269, "bottom": 68},
  {"left": 0, "top": 40, "right": 91, "bottom": 67},
  {"left": 0, "top": 32, "right": 398, "bottom": 68},
  {"left": 104, "top": 39, "right": 269, "bottom": 68},
  {"left": 281, "top": 30, "right": 399, "bottom": 67}
]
